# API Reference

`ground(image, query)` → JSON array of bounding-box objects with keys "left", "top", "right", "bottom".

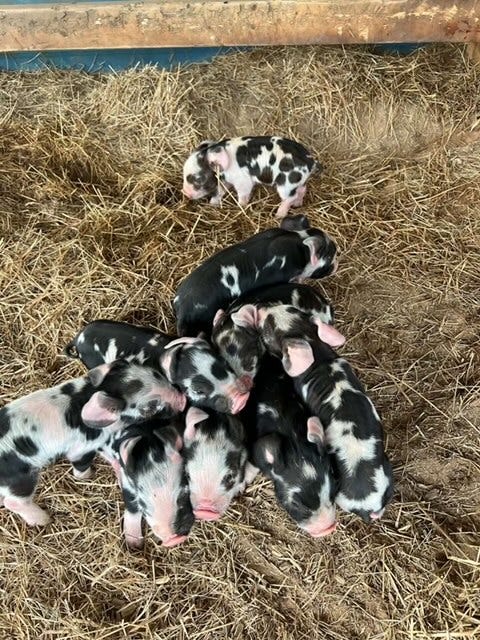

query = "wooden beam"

[{"left": 0, "top": 0, "right": 478, "bottom": 53}]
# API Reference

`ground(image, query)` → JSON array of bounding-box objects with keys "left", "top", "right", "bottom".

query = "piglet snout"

[
  {"left": 306, "top": 522, "right": 337, "bottom": 538},
  {"left": 194, "top": 502, "right": 222, "bottom": 521},
  {"left": 369, "top": 508, "right": 385, "bottom": 521},
  {"left": 162, "top": 534, "right": 188, "bottom": 548}
]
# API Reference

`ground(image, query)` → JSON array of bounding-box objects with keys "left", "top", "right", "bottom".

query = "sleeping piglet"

[
  {"left": 104, "top": 419, "right": 194, "bottom": 549},
  {"left": 212, "top": 283, "right": 336, "bottom": 384},
  {"left": 173, "top": 215, "right": 338, "bottom": 337},
  {"left": 0, "top": 360, "right": 186, "bottom": 528},
  {"left": 281, "top": 338, "right": 394, "bottom": 522},
  {"left": 242, "top": 354, "right": 337, "bottom": 537},
  {"left": 181, "top": 406, "right": 253, "bottom": 521}
]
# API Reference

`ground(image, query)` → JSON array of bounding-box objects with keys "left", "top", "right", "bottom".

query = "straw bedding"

[{"left": 0, "top": 44, "right": 479, "bottom": 640}]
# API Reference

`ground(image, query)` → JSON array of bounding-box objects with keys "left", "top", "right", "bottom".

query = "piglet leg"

[
  {"left": 4, "top": 496, "right": 51, "bottom": 526},
  {"left": 291, "top": 184, "right": 306, "bottom": 207},
  {"left": 123, "top": 510, "right": 144, "bottom": 549},
  {"left": 244, "top": 462, "right": 260, "bottom": 485},
  {"left": 209, "top": 184, "right": 225, "bottom": 206},
  {"left": 70, "top": 450, "right": 96, "bottom": 480}
]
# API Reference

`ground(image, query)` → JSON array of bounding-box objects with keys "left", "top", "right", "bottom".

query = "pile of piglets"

[{"left": 0, "top": 136, "right": 394, "bottom": 550}]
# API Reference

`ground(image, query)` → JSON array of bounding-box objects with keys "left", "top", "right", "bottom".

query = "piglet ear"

[
  {"left": 303, "top": 236, "right": 323, "bottom": 266},
  {"left": 312, "top": 318, "right": 346, "bottom": 348},
  {"left": 87, "top": 363, "right": 112, "bottom": 387},
  {"left": 197, "top": 139, "right": 215, "bottom": 151},
  {"left": 206, "top": 146, "right": 230, "bottom": 171},
  {"left": 213, "top": 309, "right": 226, "bottom": 328},
  {"left": 154, "top": 426, "right": 184, "bottom": 463},
  {"left": 119, "top": 435, "right": 143, "bottom": 467},
  {"left": 184, "top": 406, "right": 209, "bottom": 442},
  {"left": 81, "top": 391, "right": 124, "bottom": 428},
  {"left": 306, "top": 416, "right": 325, "bottom": 446},
  {"left": 231, "top": 304, "right": 259, "bottom": 329},
  {"left": 281, "top": 339, "right": 315, "bottom": 377}
]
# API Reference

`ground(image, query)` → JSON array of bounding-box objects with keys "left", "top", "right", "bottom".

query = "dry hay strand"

[{"left": 0, "top": 44, "right": 479, "bottom": 640}]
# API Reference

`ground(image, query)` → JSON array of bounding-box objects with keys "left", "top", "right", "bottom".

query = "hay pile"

[{"left": 0, "top": 44, "right": 479, "bottom": 640}]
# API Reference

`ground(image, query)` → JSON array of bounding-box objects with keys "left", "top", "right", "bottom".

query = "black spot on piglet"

[
  {"left": 14, "top": 436, "right": 39, "bottom": 457},
  {"left": 0, "top": 409, "right": 11, "bottom": 437}
]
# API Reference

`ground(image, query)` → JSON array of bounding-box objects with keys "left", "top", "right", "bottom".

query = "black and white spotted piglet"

[
  {"left": 241, "top": 355, "right": 337, "bottom": 537},
  {"left": 103, "top": 419, "right": 194, "bottom": 549},
  {"left": 212, "top": 283, "right": 338, "bottom": 384},
  {"left": 182, "top": 136, "right": 321, "bottom": 218},
  {"left": 0, "top": 360, "right": 186, "bottom": 528},
  {"left": 65, "top": 319, "right": 174, "bottom": 369},
  {"left": 173, "top": 215, "right": 337, "bottom": 337},
  {"left": 281, "top": 338, "right": 394, "bottom": 522},
  {"left": 65, "top": 322, "right": 250, "bottom": 415},
  {"left": 181, "top": 406, "right": 253, "bottom": 521}
]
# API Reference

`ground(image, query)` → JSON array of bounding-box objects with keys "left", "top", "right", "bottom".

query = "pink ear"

[
  {"left": 303, "top": 236, "right": 320, "bottom": 266},
  {"left": 231, "top": 304, "right": 259, "bottom": 329},
  {"left": 281, "top": 340, "right": 315, "bottom": 377},
  {"left": 307, "top": 416, "right": 325, "bottom": 445},
  {"left": 184, "top": 406, "right": 209, "bottom": 442},
  {"left": 165, "top": 443, "right": 183, "bottom": 464},
  {"left": 87, "top": 362, "right": 112, "bottom": 387},
  {"left": 213, "top": 309, "right": 226, "bottom": 328},
  {"left": 81, "top": 392, "right": 119, "bottom": 427},
  {"left": 119, "top": 436, "right": 142, "bottom": 466},
  {"left": 313, "top": 319, "right": 346, "bottom": 348},
  {"left": 206, "top": 147, "right": 230, "bottom": 171}
]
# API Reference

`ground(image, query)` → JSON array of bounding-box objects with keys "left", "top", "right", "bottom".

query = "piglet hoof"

[
  {"left": 244, "top": 463, "right": 260, "bottom": 486},
  {"left": 125, "top": 534, "right": 144, "bottom": 550},
  {"left": 24, "top": 509, "right": 51, "bottom": 527},
  {"left": 275, "top": 207, "right": 289, "bottom": 220},
  {"left": 73, "top": 467, "right": 94, "bottom": 480}
]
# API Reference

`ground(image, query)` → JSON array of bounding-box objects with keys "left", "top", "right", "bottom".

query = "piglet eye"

[{"left": 223, "top": 472, "right": 236, "bottom": 490}]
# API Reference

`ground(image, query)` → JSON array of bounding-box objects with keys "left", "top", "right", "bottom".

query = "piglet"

[
  {"left": 281, "top": 338, "right": 394, "bottom": 522},
  {"left": 181, "top": 406, "right": 252, "bottom": 521},
  {"left": 105, "top": 419, "right": 194, "bottom": 549},
  {"left": 160, "top": 337, "right": 250, "bottom": 414},
  {"left": 212, "top": 283, "right": 336, "bottom": 383},
  {"left": 64, "top": 319, "right": 174, "bottom": 369},
  {"left": 242, "top": 355, "right": 337, "bottom": 537},
  {"left": 0, "top": 360, "right": 186, "bottom": 528},
  {"left": 182, "top": 136, "right": 322, "bottom": 218},
  {"left": 173, "top": 215, "right": 337, "bottom": 336}
]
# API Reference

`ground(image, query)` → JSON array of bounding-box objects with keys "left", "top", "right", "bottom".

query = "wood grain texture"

[{"left": 0, "top": 1, "right": 478, "bottom": 52}]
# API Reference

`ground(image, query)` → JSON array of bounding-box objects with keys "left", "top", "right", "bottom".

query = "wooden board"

[{"left": 0, "top": 0, "right": 478, "bottom": 52}]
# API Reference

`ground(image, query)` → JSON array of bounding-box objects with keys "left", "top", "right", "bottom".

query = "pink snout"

[
  {"left": 230, "top": 391, "right": 250, "bottom": 414},
  {"left": 193, "top": 502, "right": 222, "bottom": 521},
  {"left": 305, "top": 522, "right": 337, "bottom": 538},
  {"left": 370, "top": 508, "right": 385, "bottom": 520},
  {"left": 162, "top": 534, "right": 188, "bottom": 548}
]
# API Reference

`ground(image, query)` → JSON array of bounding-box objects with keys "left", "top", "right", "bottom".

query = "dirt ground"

[{"left": 0, "top": 44, "right": 478, "bottom": 640}]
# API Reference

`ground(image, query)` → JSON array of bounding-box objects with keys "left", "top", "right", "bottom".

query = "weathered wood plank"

[{"left": 0, "top": 0, "right": 478, "bottom": 52}]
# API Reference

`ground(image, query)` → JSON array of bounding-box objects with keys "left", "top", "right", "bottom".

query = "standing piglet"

[
  {"left": 0, "top": 360, "right": 186, "bottom": 528},
  {"left": 212, "top": 283, "right": 336, "bottom": 384},
  {"left": 173, "top": 215, "right": 337, "bottom": 337},
  {"left": 280, "top": 337, "right": 394, "bottom": 522},
  {"left": 182, "top": 136, "right": 321, "bottom": 218},
  {"left": 242, "top": 355, "right": 337, "bottom": 537},
  {"left": 181, "top": 406, "right": 252, "bottom": 521},
  {"left": 105, "top": 419, "right": 194, "bottom": 549}
]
